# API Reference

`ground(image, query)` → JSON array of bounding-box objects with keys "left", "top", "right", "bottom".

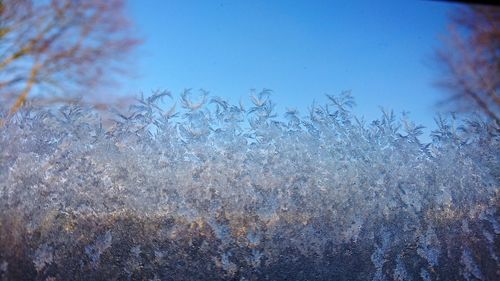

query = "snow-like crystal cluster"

[{"left": 0, "top": 90, "right": 498, "bottom": 280}]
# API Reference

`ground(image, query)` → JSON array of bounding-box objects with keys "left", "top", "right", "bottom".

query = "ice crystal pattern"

[{"left": 0, "top": 90, "right": 498, "bottom": 280}]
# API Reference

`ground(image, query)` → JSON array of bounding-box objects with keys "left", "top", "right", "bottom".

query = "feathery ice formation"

[{"left": 0, "top": 90, "right": 498, "bottom": 280}]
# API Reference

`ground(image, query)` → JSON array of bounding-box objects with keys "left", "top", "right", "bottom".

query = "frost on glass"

[{"left": 0, "top": 90, "right": 498, "bottom": 280}]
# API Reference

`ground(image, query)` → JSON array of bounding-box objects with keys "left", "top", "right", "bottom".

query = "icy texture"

[
  {"left": 84, "top": 230, "right": 112, "bottom": 268},
  {"left": 0, "top": 90, "right": 498, "bottom": 280},
  {"left": 33, "top": 244, "right": 53, "bottom": 272}
]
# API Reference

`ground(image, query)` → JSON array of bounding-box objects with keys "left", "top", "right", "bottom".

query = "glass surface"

[{"left": 0, "top": 1, "right": 498, "bottom": 280}]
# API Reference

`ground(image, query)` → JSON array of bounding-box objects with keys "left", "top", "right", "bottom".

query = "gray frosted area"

[{"left": 0, "top": 91, "right": 498, "bottom": 280}]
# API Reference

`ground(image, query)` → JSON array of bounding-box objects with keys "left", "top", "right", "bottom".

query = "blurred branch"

[
  {"left": 9, "top": 60, "right": 41, "bottom": 116},
  {"left": 434, "top": 5, "right": 499, "bottom": 123},
  {"left": 0, "top": 0, "right": 141, "bottom": 123}
]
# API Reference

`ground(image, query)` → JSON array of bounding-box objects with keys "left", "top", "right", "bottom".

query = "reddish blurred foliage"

[
  {"left": 435, "top": 5, "right": 499, "bottom": 123},
  {"left": 0, "top": 0, "right": 140, "bottom": 118}
]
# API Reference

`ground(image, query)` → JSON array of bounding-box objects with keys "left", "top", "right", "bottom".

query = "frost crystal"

[
  {"left": 84, "top": 231, "right": 112, "bottom": 268},
  {"left": 0, "top": 90, "right": 498, "bottom": 280},
  {"left": 33, "top": 244, "right": 53, "bottom": 272},
  {"left": 461, "top": 248, "right": 484, "bottom": 281}
]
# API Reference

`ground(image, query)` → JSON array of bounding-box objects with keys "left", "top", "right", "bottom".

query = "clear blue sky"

[{"left": 124, "top": 0, "right": 456, "bottom": 138}]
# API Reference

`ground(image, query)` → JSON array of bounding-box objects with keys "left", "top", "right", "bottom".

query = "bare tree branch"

[
  {"left": 0, "top": 0, "right": 141, "bottom": 121},
  {"left": 434, "top": 5, "right": 500, "bottom": 123}
]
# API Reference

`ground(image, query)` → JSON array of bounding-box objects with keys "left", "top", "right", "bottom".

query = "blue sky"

[{"left": 124, "top": 0, "right": 456, "bottom": 137}]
